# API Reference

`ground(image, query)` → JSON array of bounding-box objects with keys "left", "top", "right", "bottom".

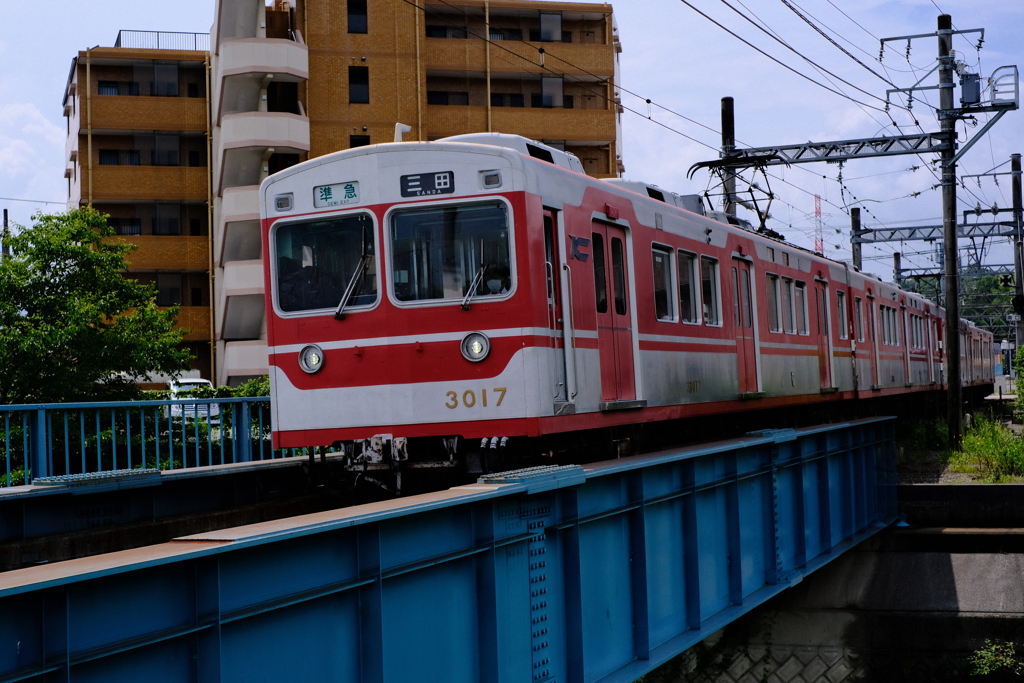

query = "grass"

[{"left": 948, "top": 414, "right": 1024, "bottom": 483}]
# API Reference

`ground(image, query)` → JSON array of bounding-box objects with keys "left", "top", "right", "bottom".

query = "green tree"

[{"left": 0, "top": 208, "right": 193, "bottom": 404}]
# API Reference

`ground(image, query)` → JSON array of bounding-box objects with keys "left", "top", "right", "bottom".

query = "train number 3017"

[{"left": 445, "top": 388, "right": 507, "bottom": 409}]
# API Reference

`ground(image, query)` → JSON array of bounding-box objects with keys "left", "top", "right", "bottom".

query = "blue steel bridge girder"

[{"left": 0, "top": 419, "right": 896, "bottom": 683}]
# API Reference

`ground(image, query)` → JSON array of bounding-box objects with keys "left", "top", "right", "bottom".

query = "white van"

[{"left": 167, "top": 378, "right": 220, "bottom": 420}]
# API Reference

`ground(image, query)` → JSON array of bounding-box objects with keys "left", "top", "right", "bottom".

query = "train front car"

[{"left": 261, "top": 136, "right": 563, "bottom": 478}]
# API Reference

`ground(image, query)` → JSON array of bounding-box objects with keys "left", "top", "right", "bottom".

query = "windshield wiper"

[
  {"left": 461, "top": 239, "right": 487, "bottom": 311},
  {"left": 335, "top": 224, "right": 370, "bottom": 321}
]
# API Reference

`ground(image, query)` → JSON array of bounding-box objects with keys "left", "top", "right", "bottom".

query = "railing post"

[
  {"left": 236, "top": 401, "right": 253, "bottom": 463},
  {"left": 29, "top": 408, "right": 49, "bottom": 482}
]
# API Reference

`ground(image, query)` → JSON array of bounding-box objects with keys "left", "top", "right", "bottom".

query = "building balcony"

[
  {"left": 423, "top": 39, "right": 614, "bottom": 78},
  {"left": 423, "top": 106, "right": 490, "bottom": 139},
  {"left": 492, "top": 107, "right": 616, "bottom": 143},
  {"left": 216, "top": 185, "right": 261, "bottom": 265},
  {"left": 89, "top": 96, "right": 207, "bottom": 132},
  {"left": 167, "top": 305, "right": 212, "bottom": 341},
  {"left": 217, "top": 260, "right": 265, "bottom": 341},
  {"left": 219, "top": 340, "right": 269, "bottom": 386},
  {"left": 112, "top": 235, "right": 210, "bottom": 271},
  {"left": 424, "top": 106, "right": 616, "bottom": 143},
  {"left": 217, "top": 38, "right": 308, "bottom": 80},
  {"left": 217, "top": 112, "right": 309, "bottom": 190},
  {"left": 81, "top": 165, "right": 208, "bottom": 202}
]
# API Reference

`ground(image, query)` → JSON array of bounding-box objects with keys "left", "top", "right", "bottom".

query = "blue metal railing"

[{"left": 0, "top": 397, "right": 309, "bottom": 486}]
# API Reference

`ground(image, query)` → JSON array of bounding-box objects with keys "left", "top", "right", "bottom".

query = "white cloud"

[{"left": 0, "top": 102, "right": 67, "bottom": 226}]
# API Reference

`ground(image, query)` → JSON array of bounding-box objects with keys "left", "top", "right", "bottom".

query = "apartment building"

[
  {"left": 212, "top": 0, "right": 621, "bottom": 387},
  {"left": 64, "top": 0, "right": 622, "bottom": 386},
  {"left": 62, "top": 31, "right": 215, "bottom": 380}
]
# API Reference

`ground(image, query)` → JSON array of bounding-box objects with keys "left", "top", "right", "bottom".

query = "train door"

[
  {"left": 544, "top": 210, "right": 568, "bottom": 404},
  {"left": 730, "top": 259, "right": 758, "bottom": 394},
  {"left": 592, "top": 222, "right": 636, "bottom": 402},
  {"left": 813, "top": 280, "right": 833, "bottom": 389}
]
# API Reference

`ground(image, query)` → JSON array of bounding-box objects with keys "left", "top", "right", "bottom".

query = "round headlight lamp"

[
  {"left": 298, "top": 344, "right": 325, "bottom": 374},
  {"left": 460, "top": 332, "right": 491, "bottom": 362}
]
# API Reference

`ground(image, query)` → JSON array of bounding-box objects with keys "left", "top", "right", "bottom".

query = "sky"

[{"left": 2, "top": 0, "right": 1022, "bottom": 280}]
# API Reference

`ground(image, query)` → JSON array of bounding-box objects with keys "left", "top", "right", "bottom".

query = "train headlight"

[
  {"left": 298, "top": 344, "right": 325, "bottom": 374},
  {"left": 460, "top": 332, "right": 490, "bottom": 362}
]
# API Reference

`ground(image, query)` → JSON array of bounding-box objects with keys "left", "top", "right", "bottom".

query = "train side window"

[
  {"left": 390, "top": 202, "right": 511, "bottom": 302},
  {"left": 275, "top": 212, "right": 377, "bottom": 313},
  {"left": 765, "top": 273, "right": 781, "bottom": 332},
  {"left": 731, "top": 267, "right": 741, "bottom": 328},
  {"left": 652, "top": 245, "right": 675, "bottom": 322},
  {"left": 855, "top": 297, "right": 864, "bottom": 342},
  {"left": 781, "top": 278, "right": 795, "bottom": 333},
  {"left": 837, "top": 291, "right": 847, "bottom": 339},
  {"left": 678, "top": 251, "right": 698, "bottom": 323},
  {"left": 700, "top": 256, "right": 720, "bottom": 326},
  {"left": 740, "top": 268, "right": 752, "bottom": 328},
  {"left": 794, "top": 282, "right": 808, "bottom": 334},
  {"left": 593, "top": 232, "right": 607, "bottom": 314},
  {"left": 611, "top": 237, "right": 627, "bottom": 316}
]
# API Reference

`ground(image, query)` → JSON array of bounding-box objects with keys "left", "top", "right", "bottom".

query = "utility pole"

[
  {"left": 938, "top": 15, "right": 962, "bottom": 446},
  {"left": 893, "top": 252, "right": 902, "bottom": 286},
  {"left": 721, "top": 97, "right": 736, "bottom": 216},
  {"left": 851, "top": 207, "right": 862, "bottom": 271},
  {"left": 1013, "top": 153, "right": 1023, "bottom": 351}
]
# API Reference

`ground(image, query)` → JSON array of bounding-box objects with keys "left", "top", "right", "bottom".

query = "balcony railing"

[{"left": 115, "top": 30, "right": 210, "bottom": 52}]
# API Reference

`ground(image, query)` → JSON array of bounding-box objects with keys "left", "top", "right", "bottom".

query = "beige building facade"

[
  {"left": 63, "top": 33, "right": 215, "bottom": 381},
  {"left": 66, "top": 1, "right": 622, "bottom": 386}
]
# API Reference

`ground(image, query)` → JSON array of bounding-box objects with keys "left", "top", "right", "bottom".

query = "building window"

[
  {"left": 652, "top": 246, "right": 675, "bottom": 322},
  {"left": 348, "top": 0, "right": 368, "bottom": 33},
  {"left": 489, "top": 28, "right": 523, "bottom": 41},
  {"left": 152, "top": 134, "right": 179, "bottom": 167},
  {"left": 109, "top": 218, "right": 142, "bottom": 236},
  {"left": 837, "top": 291, "right": 848, "bottom": 339},
  {"left": 766, "top": 273, "right": 781, "bottom": 332},
  {"left": 563, "top": 95, "right": 574, "bottom": 109},
  {"left": 188, "top": 150, "right": 202, "bottom": 167},
  {"left": 427, "top": 91, "right": 468, "bottom": 106},
  {"left": 152, "top": 64, "right": 179, "bottom": 97},
  {"left": 98, "top": 80, "right": 139, "bottom": 96},
  {"left": 349, "top": 66, "right": 369, "bottom": 103},
  {"left": 678, "top": 251, "right": 698, "bottom": 323},
  {"left": 700, "top": 256, "right": 719, "bottom": 325},
  {"left": 490, "top": 93, "right": 525, "bottom": 108},
  {"left": 350, "top": 135, "right": 371, "bottom": 148},
  {"left": 426, "top": 25, "right": 467, "bottom": 38},
  {"left": 189, "top": 218, "right": 202, "bottom": 236},
  {"left": 187, "top": 83, "right": 199, "bottom": 98},
  {"left": 795, "top": 282, "right": 808, "bottom": 334},
  {"left": 156, "top": 274, "right": 183, "bottom": 307},
  {"left": 99, "top": 149, "right": 140, "bottom": 166},
  {"left": 154, "top": 205, "right": 181, "bottom": 236}
]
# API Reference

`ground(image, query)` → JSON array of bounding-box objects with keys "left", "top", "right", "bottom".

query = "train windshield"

[
  {"left": 275, "top": 213, "right": 377, "bottom": 313},
  {"left": 390, "top": 202, "right": 511, "bottom": 302}
]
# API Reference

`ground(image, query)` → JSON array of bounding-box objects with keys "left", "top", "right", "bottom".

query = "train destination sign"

[
  {"left": 313, "top": 181, "right": 360, "bottom": 208},
  {"left": 401, "top": 171, "right": 454, "bottom": 197}
]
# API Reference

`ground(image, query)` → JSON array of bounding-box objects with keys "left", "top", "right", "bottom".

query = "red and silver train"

[{"left": 260, "top": 133, "right": 993, "bottom": 476}]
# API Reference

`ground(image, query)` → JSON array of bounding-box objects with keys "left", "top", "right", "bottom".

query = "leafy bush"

[
  {"left": 949, "top": 414, "right": 1024, "bottom": 482},
  {"left": 969, "top": 639, "right": 1024, "bottom": 677}
]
